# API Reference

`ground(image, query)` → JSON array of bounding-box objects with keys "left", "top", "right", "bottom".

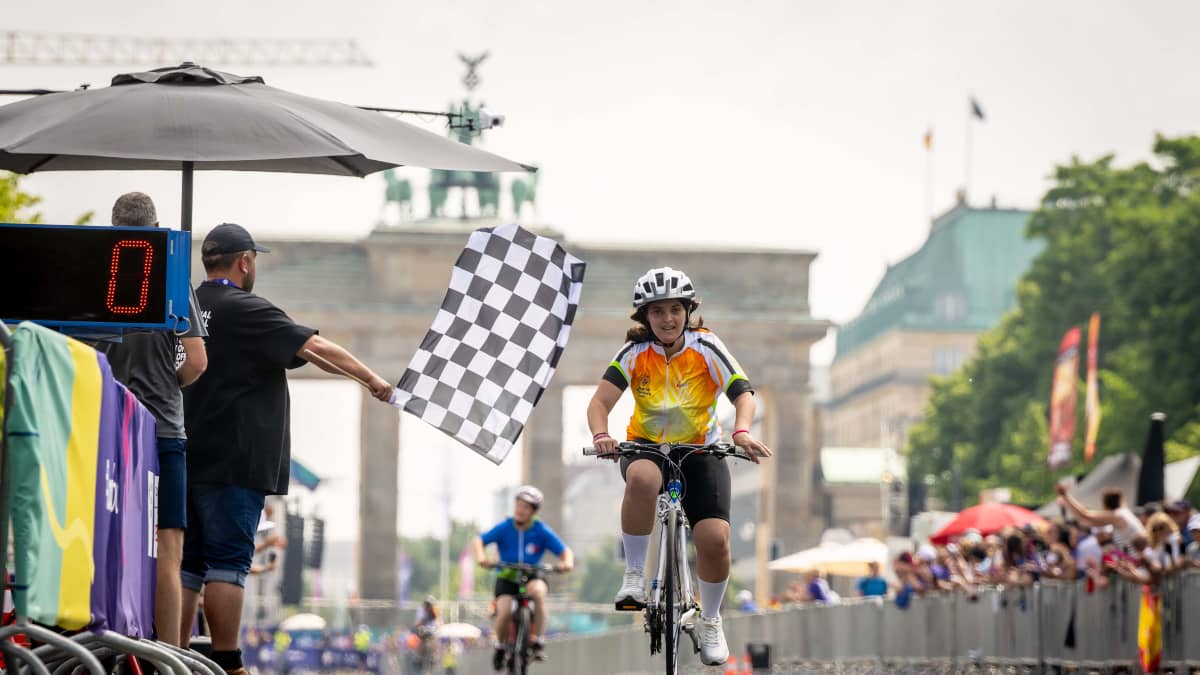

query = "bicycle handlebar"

[
  {"left": 582, "top": 441, "right": 755, "bottom": 462},
  {"left": 485, "top": 562, "right": 563, "bottom": 574}
]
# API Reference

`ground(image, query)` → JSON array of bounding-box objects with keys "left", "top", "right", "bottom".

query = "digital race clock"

[{"left": 0, "top": 223, "right": 192, "bottom": 331}]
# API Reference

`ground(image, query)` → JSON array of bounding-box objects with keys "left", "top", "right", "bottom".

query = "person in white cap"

[{"left": 1183, "top": 514, "right": 1200, "bottom": 567}]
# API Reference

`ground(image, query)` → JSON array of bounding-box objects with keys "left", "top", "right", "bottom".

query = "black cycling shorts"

[
  {"left": 494, "top": 572, "right": 541, "bottom": 598},
  {"left": 619, "top": 445, "right": 731, "bottom": 527}
]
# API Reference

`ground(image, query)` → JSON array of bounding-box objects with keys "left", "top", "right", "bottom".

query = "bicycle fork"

[{"left": 676, "top": 511, "right": 701, "bottom": 653}]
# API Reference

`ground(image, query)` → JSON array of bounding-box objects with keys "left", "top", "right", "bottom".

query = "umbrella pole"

[{"left": 181, "top": 161, "right": 194, "bottom": 232}]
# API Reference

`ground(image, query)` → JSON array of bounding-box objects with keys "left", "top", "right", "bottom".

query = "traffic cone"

[
  {"left": 740, "top": 654, "right": 753, "bottom": 675},
  {"left": 722, "top": 655, "right": 738, "bottom": 675}
]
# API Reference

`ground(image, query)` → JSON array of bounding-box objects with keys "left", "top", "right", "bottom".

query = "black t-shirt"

[{"left": 184, "top": 282, "right": 316, "bottom": 494}]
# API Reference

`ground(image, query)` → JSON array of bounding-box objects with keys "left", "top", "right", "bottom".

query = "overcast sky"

[{"left": 8, "top": 0, "right": 1200, "bottom": 544}]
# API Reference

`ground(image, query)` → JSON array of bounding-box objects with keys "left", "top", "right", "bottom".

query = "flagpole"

[
  {"left": 925, "top": 126, "right": 934, "bottom": 224},
  {"left": 964, "top": 105, "right": 973, "bottom": 205},
  {"left": 439, "top": 462, "right": 451, "bottom": 604}
]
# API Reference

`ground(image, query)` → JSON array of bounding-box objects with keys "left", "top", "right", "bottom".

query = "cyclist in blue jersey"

[{"left": 473, "top": 486, "right": 574, "bottom": 669}]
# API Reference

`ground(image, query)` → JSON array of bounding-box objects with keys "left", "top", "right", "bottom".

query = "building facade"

[{"left": 823, "top": 202, "right": 1041, "bottom": 525}]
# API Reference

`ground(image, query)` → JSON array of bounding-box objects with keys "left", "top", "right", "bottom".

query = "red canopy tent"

[{"left": 930, "top": 502, "right": 1049, "bottom": 544}]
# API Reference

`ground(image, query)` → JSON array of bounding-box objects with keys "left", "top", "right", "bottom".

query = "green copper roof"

[{"left": 835, "top": 204, "right": 1042, "bottom": 359}]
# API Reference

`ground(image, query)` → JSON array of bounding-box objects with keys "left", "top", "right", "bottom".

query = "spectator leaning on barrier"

[
  {"left": 1075, "top": 525, "right": 1107, "bottom": 574},
  {"left": 1056, "top": 483, "right": 1145, "bottom": 551},
  {"left": 1165, "top": 500, "right": 1193, "bottom": 547},
  {"left": 1145, "top": 512, "right": 1185, "bottom": 574},
  {"left": 93, "top": 192, "right": 208, "bottom": 647},
  {"left": 734, "top": 589, "right": 759, "bottom": 612},
  {"left": 1186, "top": 515, "right": 1200, "bottom": 566},
  {"left": 181, "top": 223, "right": 394, "bottom": 675},
  {"left": 856, "top": 561, "right": 888, "bottom": 597},
  {"left": 802, "top": 569, "right": 836, "bottom": 604}
]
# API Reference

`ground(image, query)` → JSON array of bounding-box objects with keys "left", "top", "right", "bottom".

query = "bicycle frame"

[{"left": 648, "top": 473, "right": 701, "bottom": 657}]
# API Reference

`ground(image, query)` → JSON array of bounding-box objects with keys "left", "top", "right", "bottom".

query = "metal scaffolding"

[{"left": 0, "top": 30, "right": 372, "bottom": 67}]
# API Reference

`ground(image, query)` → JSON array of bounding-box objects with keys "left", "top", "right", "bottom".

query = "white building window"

[
  {"left": 934, "top": 292, "right": 966, "bottom": 321},
  {"left": 933, "top": 347, "right": 966, "bottom": 375}
]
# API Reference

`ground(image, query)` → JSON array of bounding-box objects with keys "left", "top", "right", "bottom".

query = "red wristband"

[
  {"left": 593, "top": 432, "right": 611, "bottom": 441},
  {"left": 732, "top": 429, "right": 750, "bottom": 438}
]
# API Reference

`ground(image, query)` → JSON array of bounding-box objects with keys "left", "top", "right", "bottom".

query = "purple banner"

[
  {"left": 90, "top": 378, "right": 158, "bottom": 638},
  {"left": 90, "top": 355, "right": 121, "bottom": 632}
]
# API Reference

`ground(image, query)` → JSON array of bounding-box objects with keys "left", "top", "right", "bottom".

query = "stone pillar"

[
  {"left": 521, "top": 384, "right": 565, "bottom": 532},
  {"left": 769, "top": 386, "right": 820, "bottom": 559},
  {"left": 359, "top": 397, "right": 400, "bottom": 601}
]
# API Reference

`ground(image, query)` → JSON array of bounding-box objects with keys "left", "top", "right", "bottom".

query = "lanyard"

[{"left": 205, "top": 278, "right": 240, "bottom": 289}]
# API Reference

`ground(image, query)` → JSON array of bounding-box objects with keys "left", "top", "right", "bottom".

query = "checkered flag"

[{"left": 390, "top": 224, "right": 585, "bottom": 464}]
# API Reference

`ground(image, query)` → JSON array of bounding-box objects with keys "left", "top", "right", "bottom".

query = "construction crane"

[{"left": 1, "top": 30, "right": 372, "bottom": 67}]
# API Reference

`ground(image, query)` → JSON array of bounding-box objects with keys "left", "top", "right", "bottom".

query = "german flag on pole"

[{"left": 1138, "top": 585, "right": 1162, "bottom": 672}]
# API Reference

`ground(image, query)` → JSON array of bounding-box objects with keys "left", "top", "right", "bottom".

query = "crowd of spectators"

[{"left": 769, "top": 488, "right": 1199, "bottom": 610}]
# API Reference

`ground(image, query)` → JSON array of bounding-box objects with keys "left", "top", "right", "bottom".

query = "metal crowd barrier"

[{"left": 458, "top": 572, "right": 1200, "bottom": 674}]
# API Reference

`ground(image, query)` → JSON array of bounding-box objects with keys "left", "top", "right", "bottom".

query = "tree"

[
  {"left": 575, "top": 538, "right": 625, "bottom": 605},
  {"left": 908, "top": 135, "right": 1200, "bottom": 508},
  {"left": 0, "top": 172, "right": 93, "bottom": 224},
  {"left": 398, "top": 521, "right": 489, "bottom": 600},
  {"left": 0, "top": 173, "right": 44, "bottom": 223}
]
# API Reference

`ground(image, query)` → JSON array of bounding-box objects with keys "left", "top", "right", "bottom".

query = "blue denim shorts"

[
  {"left": 180, "top": 482, "right": 266, "bottom": 591},
  {"left": 156, "top": 437, "right": 187, "bottom": 529}
]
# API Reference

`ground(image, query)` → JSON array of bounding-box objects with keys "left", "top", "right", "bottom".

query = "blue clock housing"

[{"left": 0, "top": 223, "right": 193, "bottom": 333}]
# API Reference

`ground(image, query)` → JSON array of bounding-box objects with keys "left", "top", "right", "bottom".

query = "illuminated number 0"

[{"left": 106, "top": 240, "right": 154, "bottom": 315}]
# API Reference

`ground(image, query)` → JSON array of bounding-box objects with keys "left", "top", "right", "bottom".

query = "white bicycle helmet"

[
  {"left": 514, "top": 485, "right": 544, "bottom": 509},
  {"left": 632, "top": 267, "right": 697, "bottom": 310}
]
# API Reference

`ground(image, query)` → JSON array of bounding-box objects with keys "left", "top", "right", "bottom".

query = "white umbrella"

[
  {"left": 279, "top": 613, "right": 327, "bottom": 632},
  {"left": 767, "top": 538, "right": 888, "bottom": 577},
  {"left": 436, "top": 622, "right": 482, "bottom": 640}
]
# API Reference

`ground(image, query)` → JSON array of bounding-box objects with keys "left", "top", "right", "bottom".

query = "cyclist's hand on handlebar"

[
  {"left": 478, "top": 560, "right": 496, "bottom": 570},
  {"left": 555, "top": 562, "right": 574, "bottom": 573},
  {"left": 593, "top": 435, "right": 620, "bottom": 461},
  {"left": 732, "top": 432, "right": 772, "bottom": 464}
]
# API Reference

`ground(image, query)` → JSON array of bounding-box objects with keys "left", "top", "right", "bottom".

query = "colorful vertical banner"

[
  {"left": 1084, "top": 313, "right": 1102, "bottom": 463},
  {"left": 457, "top": 545, "right": 475, "bottom": 599},
  {"left": 1048, "top": 326, "right": 1081, "bottom": 470}
]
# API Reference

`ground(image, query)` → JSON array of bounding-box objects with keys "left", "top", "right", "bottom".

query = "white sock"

[
  {"left": 622, "top": 533, "right": 650, "bottom": 572},
  {"left": 699, "top": 578, "right": 728, "bottom": 619}
]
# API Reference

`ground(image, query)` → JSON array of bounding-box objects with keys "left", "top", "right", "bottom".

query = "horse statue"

[
  {"left": 511, "top": 172, "right": 539, "bottom": 221},
  {"left": 475, "top": 171, "right": 500, "bottom": 217},
  {"left": 429, "top": 171, "right": 450, "bottom": 218},
  {"left": 382, "top": 169, "right": 413, "bottom": 224}
]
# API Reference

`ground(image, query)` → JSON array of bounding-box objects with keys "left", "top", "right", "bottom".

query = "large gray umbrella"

[{"left": 0, "top": 62, "right": 533, "bottom": 229}]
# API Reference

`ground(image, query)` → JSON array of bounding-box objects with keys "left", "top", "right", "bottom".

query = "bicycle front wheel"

[
  {"left": 663, "top": 508, "right": 681, "bottom": 675},
  {"left": 512, "top": 605, "right": 531, "bottom": 675}
]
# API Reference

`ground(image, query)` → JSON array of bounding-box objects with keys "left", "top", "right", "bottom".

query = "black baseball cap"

[{"left": 201, "top": 222, "right": 271, "bottom": 255}]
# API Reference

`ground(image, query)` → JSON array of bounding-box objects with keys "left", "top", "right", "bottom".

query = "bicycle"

[
  {"left": 583, "top": 441, "right": 754, "bottom": 675},
  {"left": 485, "top": 562, "right": 561, "bottom": 675}
]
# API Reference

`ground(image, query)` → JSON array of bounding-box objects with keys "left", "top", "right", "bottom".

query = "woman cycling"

[{"left": 586, "top": 266, "right": 771, "bottom": 666}]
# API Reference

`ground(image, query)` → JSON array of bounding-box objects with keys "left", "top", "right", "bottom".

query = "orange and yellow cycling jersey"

[{"left": 602, "top": 328, "right": 754, "bottom": 444}]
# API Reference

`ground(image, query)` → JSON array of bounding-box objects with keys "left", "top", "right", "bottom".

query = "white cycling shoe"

[
  {"left": 699, "top": 615, "right": 729, "bottom": 666},
  {"left": 613, "top": 569, "right": 647, "bottom": 610}
]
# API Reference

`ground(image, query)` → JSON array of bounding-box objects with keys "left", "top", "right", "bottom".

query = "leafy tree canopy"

[{"left": 908, "top": 135, "right": 1200, "bottom": 508}]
